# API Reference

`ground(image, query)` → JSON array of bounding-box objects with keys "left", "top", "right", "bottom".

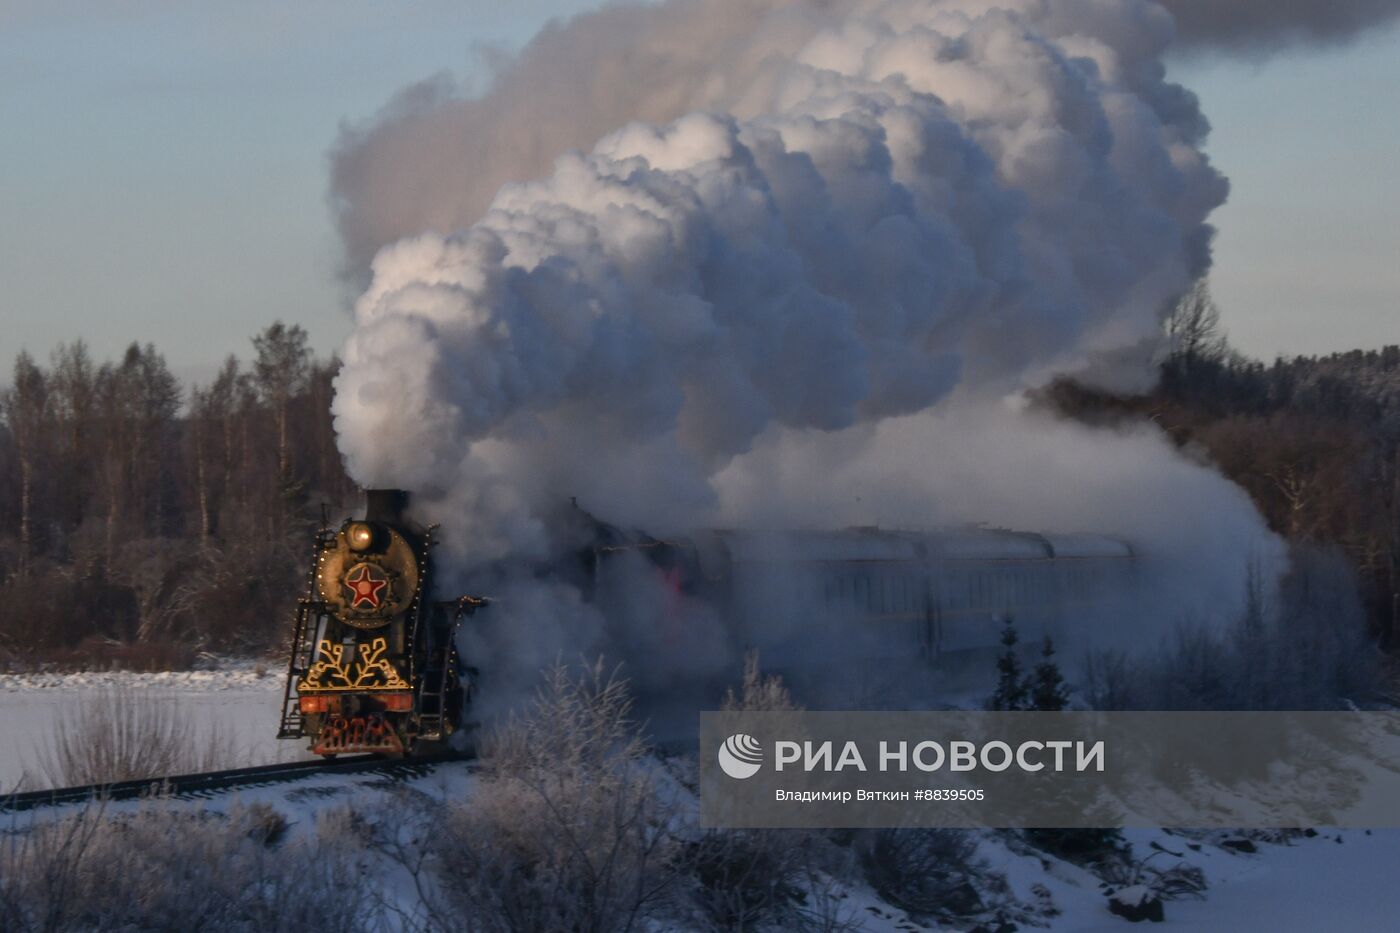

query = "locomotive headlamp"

[{"left": 346, "top": 522, "right": 376, "bottom": 552}]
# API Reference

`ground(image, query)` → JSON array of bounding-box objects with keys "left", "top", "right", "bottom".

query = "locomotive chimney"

[{"left": 365, "top": 488, "right": 409, "bottom": 525}]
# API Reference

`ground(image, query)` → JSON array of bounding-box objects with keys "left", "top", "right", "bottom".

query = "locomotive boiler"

[{"left": 277, "top": 489, "right": 484, "bottom": 757}]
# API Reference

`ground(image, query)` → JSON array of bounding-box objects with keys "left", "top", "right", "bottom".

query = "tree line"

[
  {"left": 0, "top": 324, "right": 356, "bottom": 662},
  {"left": 2, "top": 285, "right": 1397, "bottom": 665}
]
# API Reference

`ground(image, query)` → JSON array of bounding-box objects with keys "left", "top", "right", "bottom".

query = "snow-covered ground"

[
  {"left": 16, "top": 760, "right": 1398, "bottom": 931},
  {"left": 829, "top": 827, "right": 1400, "bottom": 931},
  {"left": 0, "top": 663, "right": 314, "bottom": 789},
  {"left": 1051, "top": 829, "right": 1400, "bottom": 931},
  {"left": 6, "top": 666, "right": 1400, "bottom": 928},
  {"left": 5, "top": 712, "right": 1400, "bottom": 929}
]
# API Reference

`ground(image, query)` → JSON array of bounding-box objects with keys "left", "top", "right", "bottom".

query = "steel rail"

[{"left": 0, "top": 751, "right": 466, "bottom": 814}]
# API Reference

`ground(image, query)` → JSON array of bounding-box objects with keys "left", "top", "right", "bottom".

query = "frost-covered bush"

[
  {"left": 393, "top": 662, "right": 673, "bottom": 933},
  {"left": 0, "top": 802, "right": 378, "bottom": 933}
]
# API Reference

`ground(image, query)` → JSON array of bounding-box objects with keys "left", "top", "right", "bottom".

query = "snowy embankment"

[
  {"left": 0, "top": 662, "right": 311, "bottom": 789},
  {"left": 6, "top": 660, "right": 1400, "bottom": 928},
  {"left": 1049, "top": 829, "right": 1400, "bottom": 931},
  {"left": 9, "top": 760, "right": 1397, "bottom": 931}
]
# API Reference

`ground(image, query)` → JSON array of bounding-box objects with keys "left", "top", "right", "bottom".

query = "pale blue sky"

[{"left": 1, "top": 1, "right": 1396, "bottom": 384}]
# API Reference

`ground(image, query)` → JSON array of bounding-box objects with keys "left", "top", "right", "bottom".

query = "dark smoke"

[{"left": 1160, "top": 0, "right": 1400, "bottom": 50}]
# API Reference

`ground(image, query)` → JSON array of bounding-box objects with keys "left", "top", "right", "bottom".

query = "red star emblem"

[{"left": 343, "top": 563, "right": 389, "bottom": 610}]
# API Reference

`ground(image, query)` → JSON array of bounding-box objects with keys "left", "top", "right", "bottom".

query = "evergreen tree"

[
  {"left": 987, "top": 618, "right": 1029, "bottom": 711},
  {"left": 1030, "top": 636, "right": 1070, "bottom": 712},
  {"left": 1018, "top": 633, "right": 1125, "bottom": 865}
]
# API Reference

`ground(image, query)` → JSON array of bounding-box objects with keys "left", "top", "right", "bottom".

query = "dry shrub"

[
  {"left": 723, "top": 652, "right": 800, "bottom": 713},
  {"left": 679, "top": 828, "right": 862, "bottom": 932},
  {"left": 1101, "top": 850, "right": 1208, "bottom": 903},
  {"left": 1023, "top": 827, "right": 1130, "bottom": 869},
  {"left": 684, "top": 829, "right": 803, "bottom": 929},
  {"left": 857, "top": 828, "right": 983, "bottom": 920},
  {"left": 0, "top": 802, "right": 379, "bottom": 933},
  {"left": 404, "top": 661, "right": 673, "bottom": 933},
  {"left": 37, "top": 687, "right": 237, "bottom": 787}
]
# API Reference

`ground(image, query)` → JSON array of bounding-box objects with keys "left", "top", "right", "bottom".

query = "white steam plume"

[
  {"left": 330, "top": 0, "right": 1281, "bottom": 703},
  {"left": 328, "top": 0, "right": 1399, "bottom": 286},
  {"left": 336, "top": 0, "right": 1225, "bottom": 543},
  {"left": 330, "top": 0, "right": 1225, "bottom": 289}
]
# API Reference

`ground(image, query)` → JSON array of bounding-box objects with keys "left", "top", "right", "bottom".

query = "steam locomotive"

[
  {"left": 279, "top": 490, "right": 1135, "bottom": 755},
  {"left": 276, "top": 490, "right": 484, "bottom": 757}
]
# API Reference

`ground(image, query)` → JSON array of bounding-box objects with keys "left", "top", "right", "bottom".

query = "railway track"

[{"left": 0, "top": 752, "right": 466, "bottom": 814}]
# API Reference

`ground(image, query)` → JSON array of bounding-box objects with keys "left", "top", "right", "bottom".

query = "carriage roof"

[{"left": 698, "top": 528, "right": 1132, "bottom": 565}]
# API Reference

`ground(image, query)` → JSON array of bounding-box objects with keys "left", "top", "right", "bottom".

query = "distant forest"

[
  {"left": 0, "top": 324, "right": 356, "bottom": 662},
  {"left": 1, "top": 288, "right": 1398, "bottom": 666}
]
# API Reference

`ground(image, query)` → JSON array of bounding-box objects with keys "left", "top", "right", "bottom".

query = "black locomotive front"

[{"left": 277, "top": 489, "right": 481, "bottom": 756}]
